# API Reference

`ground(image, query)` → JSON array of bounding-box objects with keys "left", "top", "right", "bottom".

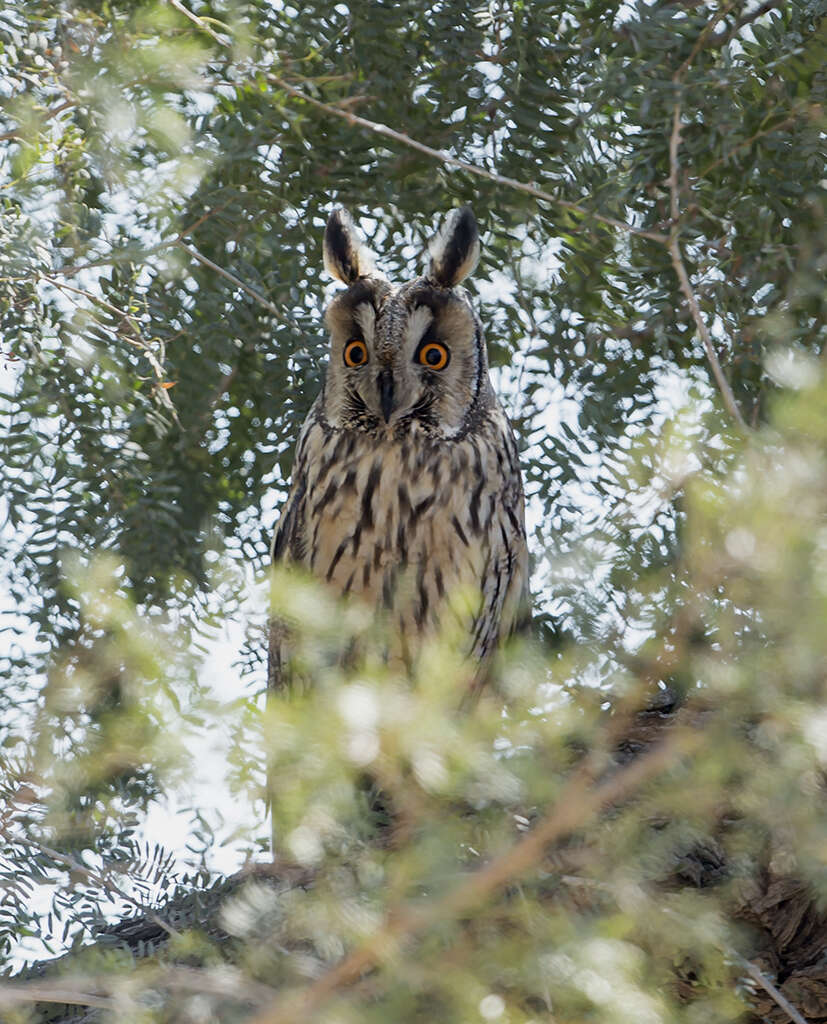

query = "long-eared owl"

[{"left": 269, "top": 206, "right": 529, "bottom": 695}]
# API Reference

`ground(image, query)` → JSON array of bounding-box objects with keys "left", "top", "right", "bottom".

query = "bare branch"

[
  {"left": 0, "top": 98, "right": 75, "bottom": 143},
  {"left": 674, "top": 0, "right": 741, "bottom": 80},
  {"left": 667, "top": 241, "right": 746, "bottom": 429},
  {"left": 2, "top": 826, "right": 179, "bottom": 940},
  {"left": 666, "top": 104, "right": 748, "bottom": 429},
  {"left": 0, "top": 965, "right": 279, "bottom": 1014},
  {"left": 39, "top": 275, "right": 182, "bottom": 424},
  {"left": 0, "top": 981, "right": 118, "bottom": 1012},
  {"left": 166, "top": 0, "right": 232, "bottom": 46},
  {"left": 710, "top": 0, "right": 788, "bottom": 50},
  {"left": 729, "top": 952, "right": 811, "bottom": 1024},
  {"left": 699, "top": 108, "right": 804, "bottom": 178},
  {"left": 268, "top": 75, "right": 670, "bottom": 245},
  {"left": 177, "top": 243, "right": 280, "bottom": 315},
  {"left": 53, "top": 202, "right": 229, "bottom": 278}
]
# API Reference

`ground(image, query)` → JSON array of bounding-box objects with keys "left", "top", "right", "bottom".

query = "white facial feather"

[
  {"left": 404, "top": 305, "right": 433, "bottom": 349},
  {"left": 352, "top": 302, "right": 376, "bottom": 342}
]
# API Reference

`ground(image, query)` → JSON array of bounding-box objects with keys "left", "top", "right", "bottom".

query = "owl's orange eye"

[
  {"left": 418, "top": 341, "right": 450, "bottom": 370},
  {"left": 343, "top": 339, "right": 368, "bottom": 367}
]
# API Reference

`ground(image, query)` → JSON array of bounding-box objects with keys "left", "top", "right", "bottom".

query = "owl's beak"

[{"left": 377, "top": 369, "right": 395, "bottom": 423}]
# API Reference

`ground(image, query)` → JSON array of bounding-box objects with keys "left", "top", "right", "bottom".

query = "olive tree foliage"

[{"left": 0, "top": 0, "right": 826, "bottom": 1020}]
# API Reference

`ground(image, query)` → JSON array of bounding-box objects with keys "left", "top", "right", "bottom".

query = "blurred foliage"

[{"left": 0, "top": 0, "right": 826, "bottom": 1021}]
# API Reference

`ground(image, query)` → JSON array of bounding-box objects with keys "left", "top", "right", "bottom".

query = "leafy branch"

[
  {"left": 0, "top": 820, "right": 180, "bottom": 941},
  {"left": 249, "top": 720, "right": 703, "bottom": 1024},
  {"left": 160, "top": 0, "right": 808, "bottom": 428}
]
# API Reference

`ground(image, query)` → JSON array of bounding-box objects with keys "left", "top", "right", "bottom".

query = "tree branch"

[
  {"left": 710, "top": 0, "right": 788, "bottom": 50},
  {"left": 39, "top": 275, "right": 182, "bottom": 425},
  {"left": 699, "top": 108, "right": 804, "bottom": 178},
  {"left": 52, "top": 202, "right": 229, "bottom": 278},
  {"left": 177, "top": 243, "right": 280, "bottom": 315},
  {"left": 167, "top": 0, "right": 232, "bottom": 46},
  {"left": 1, "top": 825, "right": 179, "bottom": 940},
  {"left": 0, "top": 965, "right": 279, "bottom": 1014},
  {"left": 674, "top": 0, "right": 741, "bottom": 79},
  {"left": 248, "top": 720, "right": 703, "bottom": 1024},
  {"left": 0, "top": 981, "right": 118, "bottom": 1013},
  {"left": 267, "top": 75, "right": 669, "bottom": 244},
  {"left": 729, "top": 952, "right": 811, "bottom": 1024},
  {"left": 666, "top": 102, "right": 747, "bottom": 429},
  {"left": 0, "top": 98, "right": 75, "bottom": 143}
]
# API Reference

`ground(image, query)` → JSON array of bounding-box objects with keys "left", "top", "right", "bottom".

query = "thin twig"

[
  {"left": 674, "top": 0, "right": 741, "bottom": 80},
  {"left": 665, "top": 103, "right": 747, "bottom": 429},
  {"left": 729, "top": 952, "right": 811, "bottom": 1024},
  {"left": 178, "top": 242, "right": 280, "bottom": 315},
  {"left": 564, "top": 880, "right": 813, "bottom": 1024},
  {"left": 0, "top": 965, "right": 279, "bottom": 1013},
  {"left": 40, "top": 275, "right": 182, "bottom": 425},
  {"left": 268, "top": 75, "right": 669, "bottom": 244},
  {"left": 699, "top": 109, "right": 803, "bottom": 178},
  {"left": 710, "top": 0, "right": 788, "bottom": 49},
  {"left": 202, "top": 363, "right": 239, "bottom": 423},
  {"left": 0, "top": 98, "right": 76, "bottom": 143},
  {"left": 3, "top": 827, "right": 179, "bottom": 939},
  {"left": 644, "top": 901, "right": 811, "bottom": 1024},
  {"left": 0, "top": 982, "right": 118, "bottom": 1012},
  {"left": 248, "top": 722, "right": 702, "bottom": 1024},
  {"left": 166, "top": 0, "right": 232, "bottom": 46},
  {"left": 53, "top": 202, "right": 228, "bottom": 278}
]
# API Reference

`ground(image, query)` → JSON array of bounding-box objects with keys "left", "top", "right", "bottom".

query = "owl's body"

[{"left": 270, "top": 208, "right": 528, "bottom": 691}]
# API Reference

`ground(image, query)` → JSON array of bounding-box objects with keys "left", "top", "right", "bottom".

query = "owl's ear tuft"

[
  {"left": 427, "top": 207, "right": 480, "bottom": 288},
  {"left": 324, "top": 208, "right": 375, "bottom": 284}
]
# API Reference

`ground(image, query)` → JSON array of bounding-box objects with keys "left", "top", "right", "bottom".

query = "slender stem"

[
  {"left": 40, "top": 275, "right": 181, "bottom": 413},
  {"left": 0, "top": 98, "right": 75, "bottom": 143},
  {"left": 666, "top": 103, "right": 747, "bottom": 429},
  {"left": 267, "top": 75, "right": 669, "bottom": 244},
  {"left": 667, "top": 241, "right": 746, "bottom": 428},
  {"left": 3, "top": 827, "right": 179, "bottom": 939},
  {"left": 0, "top": 983, "right": 118, "bottom": 1012},
  {"left": 674, "top": 0, "right": 740, "bottom": 80},
  {"left": 729, "top": 952, "right": 811, "bottom": 1024},
  {"left": 0, "top": 965, "right": 279, "bottom": 1013},
  {"left": 167, "top": 0, "right": 231, "bottom": 45},
  {"left": 711, "top": 0, "right": 788, "bottom": 49},
  {"left": 53, "top": 203, "right": 227, "bottom": 278},
  {"left": 699, "top": 109, "right": 802, "bottom": 178},
  {"left": 177, "top": 243, "right": 279, "bottom": 315}
]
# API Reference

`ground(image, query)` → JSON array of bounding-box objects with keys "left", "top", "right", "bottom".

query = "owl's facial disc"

[{"left": 324, "top": 278, "right": 486, "bottom": 437}]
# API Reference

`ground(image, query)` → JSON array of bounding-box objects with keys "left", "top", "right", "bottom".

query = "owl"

[{"left": 269, "top": 206, "right": 529, "bottom": 696}]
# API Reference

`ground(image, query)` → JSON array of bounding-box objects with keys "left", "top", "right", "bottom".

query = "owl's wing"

[
  {"left": 267, "top": 432, "right": 314, "bottom": 854},
  {"left": 270, "top": 474, "right": 307, "bottom": 564},
  {"left": 267, "top": 419, "right": 314, "bottom": 693},
  {"left": 267, "top": 492, "right": 304, "bottom": 694},
  {"left": 466, "top": 433, "right": 531, "bottom": 700}
]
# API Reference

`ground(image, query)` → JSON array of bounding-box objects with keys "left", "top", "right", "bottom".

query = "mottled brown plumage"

[{"left": 269, "top": 207, "right": 528, "bottom": 693}]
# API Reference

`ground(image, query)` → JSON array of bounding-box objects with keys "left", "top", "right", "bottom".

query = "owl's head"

[{"left": 319, "top": 207, "right": 492, "bottom": 440}]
